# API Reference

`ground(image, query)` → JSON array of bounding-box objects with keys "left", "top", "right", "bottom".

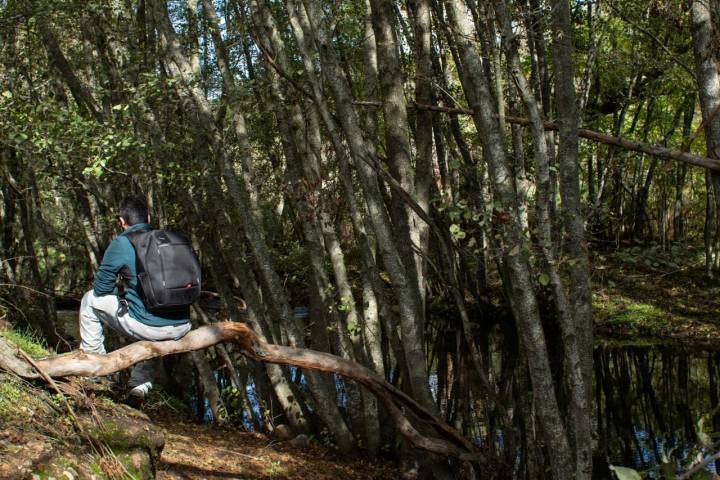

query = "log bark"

[{"left": 0, "top": 322, "right": 483, "bottom": 463}]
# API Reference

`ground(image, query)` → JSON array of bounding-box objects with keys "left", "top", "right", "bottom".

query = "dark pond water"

[{"left": 595, "top": 341, "right": 720, "bottom": 477}]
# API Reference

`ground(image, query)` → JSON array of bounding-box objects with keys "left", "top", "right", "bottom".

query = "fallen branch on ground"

[{"left": 0, "top": 322, "right": 483, "bottom": 463}]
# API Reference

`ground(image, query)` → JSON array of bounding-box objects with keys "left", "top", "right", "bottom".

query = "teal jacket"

[{"left": 93, "top": 223, "right": 191, "bottom": 327}]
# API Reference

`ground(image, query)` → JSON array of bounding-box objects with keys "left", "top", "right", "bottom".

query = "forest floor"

[
  {"left": 0, "top": 327, "right": 400, "bottom": 480},
  {"left": 150, "top": 412, "right": 399, "bottom": 480},
  {"left": 591, "top": 241, "right": 720, "bottom": 342},
  {"left": 0, "top": 373, "right": 401, "bottom": 480}
]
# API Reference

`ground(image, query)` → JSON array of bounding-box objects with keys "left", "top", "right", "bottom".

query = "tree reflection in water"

[{"left": 594, "top": 343, "right": 720, "bottom": 475}]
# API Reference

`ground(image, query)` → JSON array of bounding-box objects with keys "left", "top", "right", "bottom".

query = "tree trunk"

[
  {"left": 444, "top": 0, "right": 574, "bottom": 477},
  {"left": 191, "top": 349, "right": 225, "bottom": 424},
  {"left": 302, "top": 0, "right": 435, "bottom": 411},
  {"left": 549, "top": 1, "right": 594, "bottom": 476},
  {"left": 691, "top": 0, "right": 720, "bottom": 275}
]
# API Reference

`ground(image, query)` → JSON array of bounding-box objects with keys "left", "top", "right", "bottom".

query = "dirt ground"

[
  {"left": 153, "top": 418, "right": 400, "bottom": 480},
  {"left": 592, "top": 243, "right": 720, "bottom": 341}
]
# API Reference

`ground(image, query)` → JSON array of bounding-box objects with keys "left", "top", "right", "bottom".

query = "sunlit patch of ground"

[
  {"left": 592, "top": 243, "right": 720, "bottom": 341},
  {"left": 154, "top": 420, "right": 399, "bottom": 480}
]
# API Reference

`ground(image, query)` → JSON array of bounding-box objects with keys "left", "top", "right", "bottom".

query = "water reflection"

[{"left": 595, "top": 342, "right": 720, "bottom": 476}]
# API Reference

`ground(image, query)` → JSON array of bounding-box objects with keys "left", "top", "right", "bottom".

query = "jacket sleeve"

[{"left": 93, "top": 238, "right": 126, "bottom": 296}]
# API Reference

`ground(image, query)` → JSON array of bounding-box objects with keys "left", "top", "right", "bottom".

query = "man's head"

[{"left": 118, "top": 195, "right": 149, "bottom": 229}]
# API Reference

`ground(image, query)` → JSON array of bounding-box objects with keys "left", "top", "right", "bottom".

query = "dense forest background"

[{"left": 3, "top": 0, "right": 720, "bottom": 478}]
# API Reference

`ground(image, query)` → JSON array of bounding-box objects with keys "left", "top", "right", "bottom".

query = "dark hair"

[{"left": 119, "top": 195, "right": 149, "bottom": 226}]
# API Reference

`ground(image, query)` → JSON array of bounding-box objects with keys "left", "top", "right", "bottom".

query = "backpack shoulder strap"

[
  {"left": 124, "top": 227, "right": 152, "bottom": 249},
  {"left": 124, "top": 227, "right": 153, "bottom": 271}
]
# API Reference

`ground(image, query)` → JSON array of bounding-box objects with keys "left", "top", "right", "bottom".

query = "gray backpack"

[{"left": 126, "top": 228, "right": 201, "bottom": 313}]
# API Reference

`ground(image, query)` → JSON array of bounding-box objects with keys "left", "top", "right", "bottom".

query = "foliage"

[{"left": 0, "top": 375, "right": 25, "bottom": 419}]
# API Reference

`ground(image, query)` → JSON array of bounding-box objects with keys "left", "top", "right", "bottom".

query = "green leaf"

[
  {"left": 1, "top": 91, "right": 11, "bottom": 99},
  {"left": 538, "top": 273, "right": 550, "bottom": 286},
  {"left": 449, "top": 224, "right": 466, "bottom": 240},
  {"left": 609, "top": 465, "right": 642, "bottom": 480}
]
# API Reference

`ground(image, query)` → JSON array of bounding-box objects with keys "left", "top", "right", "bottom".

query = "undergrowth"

[
  {"left": 0, "top": 327, "right": 50, "bottom": 357},
  {"left": 592, "top": 242, "right": 720, "bottom": 340},
  {"left": 0, "top": 327, "right": 54, "bottom": 420}
]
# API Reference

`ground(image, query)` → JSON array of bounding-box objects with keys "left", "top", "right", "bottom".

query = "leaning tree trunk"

[
  {"left": 245, "top": 0, "right": 357, "bottom": 452},
  {"left": 691, "top": 0, "right": 720, "bottom": 275},
  {"left": 302, "top": 0, "right": 436, "bottom": 411}
]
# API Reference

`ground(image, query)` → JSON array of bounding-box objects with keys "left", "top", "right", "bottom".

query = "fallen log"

[
  {"left": 0, "top": 322, "right": 483, "bottom": 463},
  {"left": 353, "top": 101, "right": 720, "bottom": 171}
]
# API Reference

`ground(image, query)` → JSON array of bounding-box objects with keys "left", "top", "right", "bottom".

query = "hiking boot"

[{"left": 123, "top": 381, "right": 152, "bottom": 409}]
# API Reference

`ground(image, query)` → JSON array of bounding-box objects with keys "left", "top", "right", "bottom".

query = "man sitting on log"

[{"left": 79, "top": 195, "right": 198, "bottom": 406}]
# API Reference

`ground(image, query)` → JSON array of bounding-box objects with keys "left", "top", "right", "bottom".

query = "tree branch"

[
  {"left": 353, "top": 101, "right": 720, "bottom": 171},
  {"left": 0, "top": 322, "right": 484, "bottom": 463}
]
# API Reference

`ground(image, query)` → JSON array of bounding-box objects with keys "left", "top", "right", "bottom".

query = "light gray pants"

[{"left": 79, "top": 290, "right": 191, "bottom": 388}]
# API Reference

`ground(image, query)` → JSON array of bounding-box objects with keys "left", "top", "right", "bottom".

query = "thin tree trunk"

[
  {"left": 245, "top": 0, "right": 357, "bottom": 452},
  {"left": 285, "top": 0, "right": 390, "bottom": 386},
  {"left": 444, "top": 0, "right": 574, "bottom": 477},
  {"left": 191, "top": 349, "right": 225, "bottom": 424},
  {"left": 549, "top": 0, "right": 594, "bottom": 476},
  {"left": 411, "top": 0, "right": 434, "bottom": 318},
  {"left": 369, "top": 0, "right": 427, "bottom": 332},
  {"left": 302, "top": 0, "right": 435, "bottom": 410}
]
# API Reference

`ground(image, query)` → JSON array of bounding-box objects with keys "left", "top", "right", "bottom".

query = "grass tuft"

[
  {"left": 0, "top": 327, "right": 50, "bottom": 357},
  {"left": 0, "top": 376, "right": 24, "bottom": 418}
]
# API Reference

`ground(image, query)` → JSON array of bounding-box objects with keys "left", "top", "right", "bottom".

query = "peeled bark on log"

[{"left": 0, "top": 322, "right": 483, "bottom": 463}]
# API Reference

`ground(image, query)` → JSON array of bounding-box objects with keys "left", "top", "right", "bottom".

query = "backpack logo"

[{"left": 126, "top": 229, "right": 202, "bottom": 313}]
